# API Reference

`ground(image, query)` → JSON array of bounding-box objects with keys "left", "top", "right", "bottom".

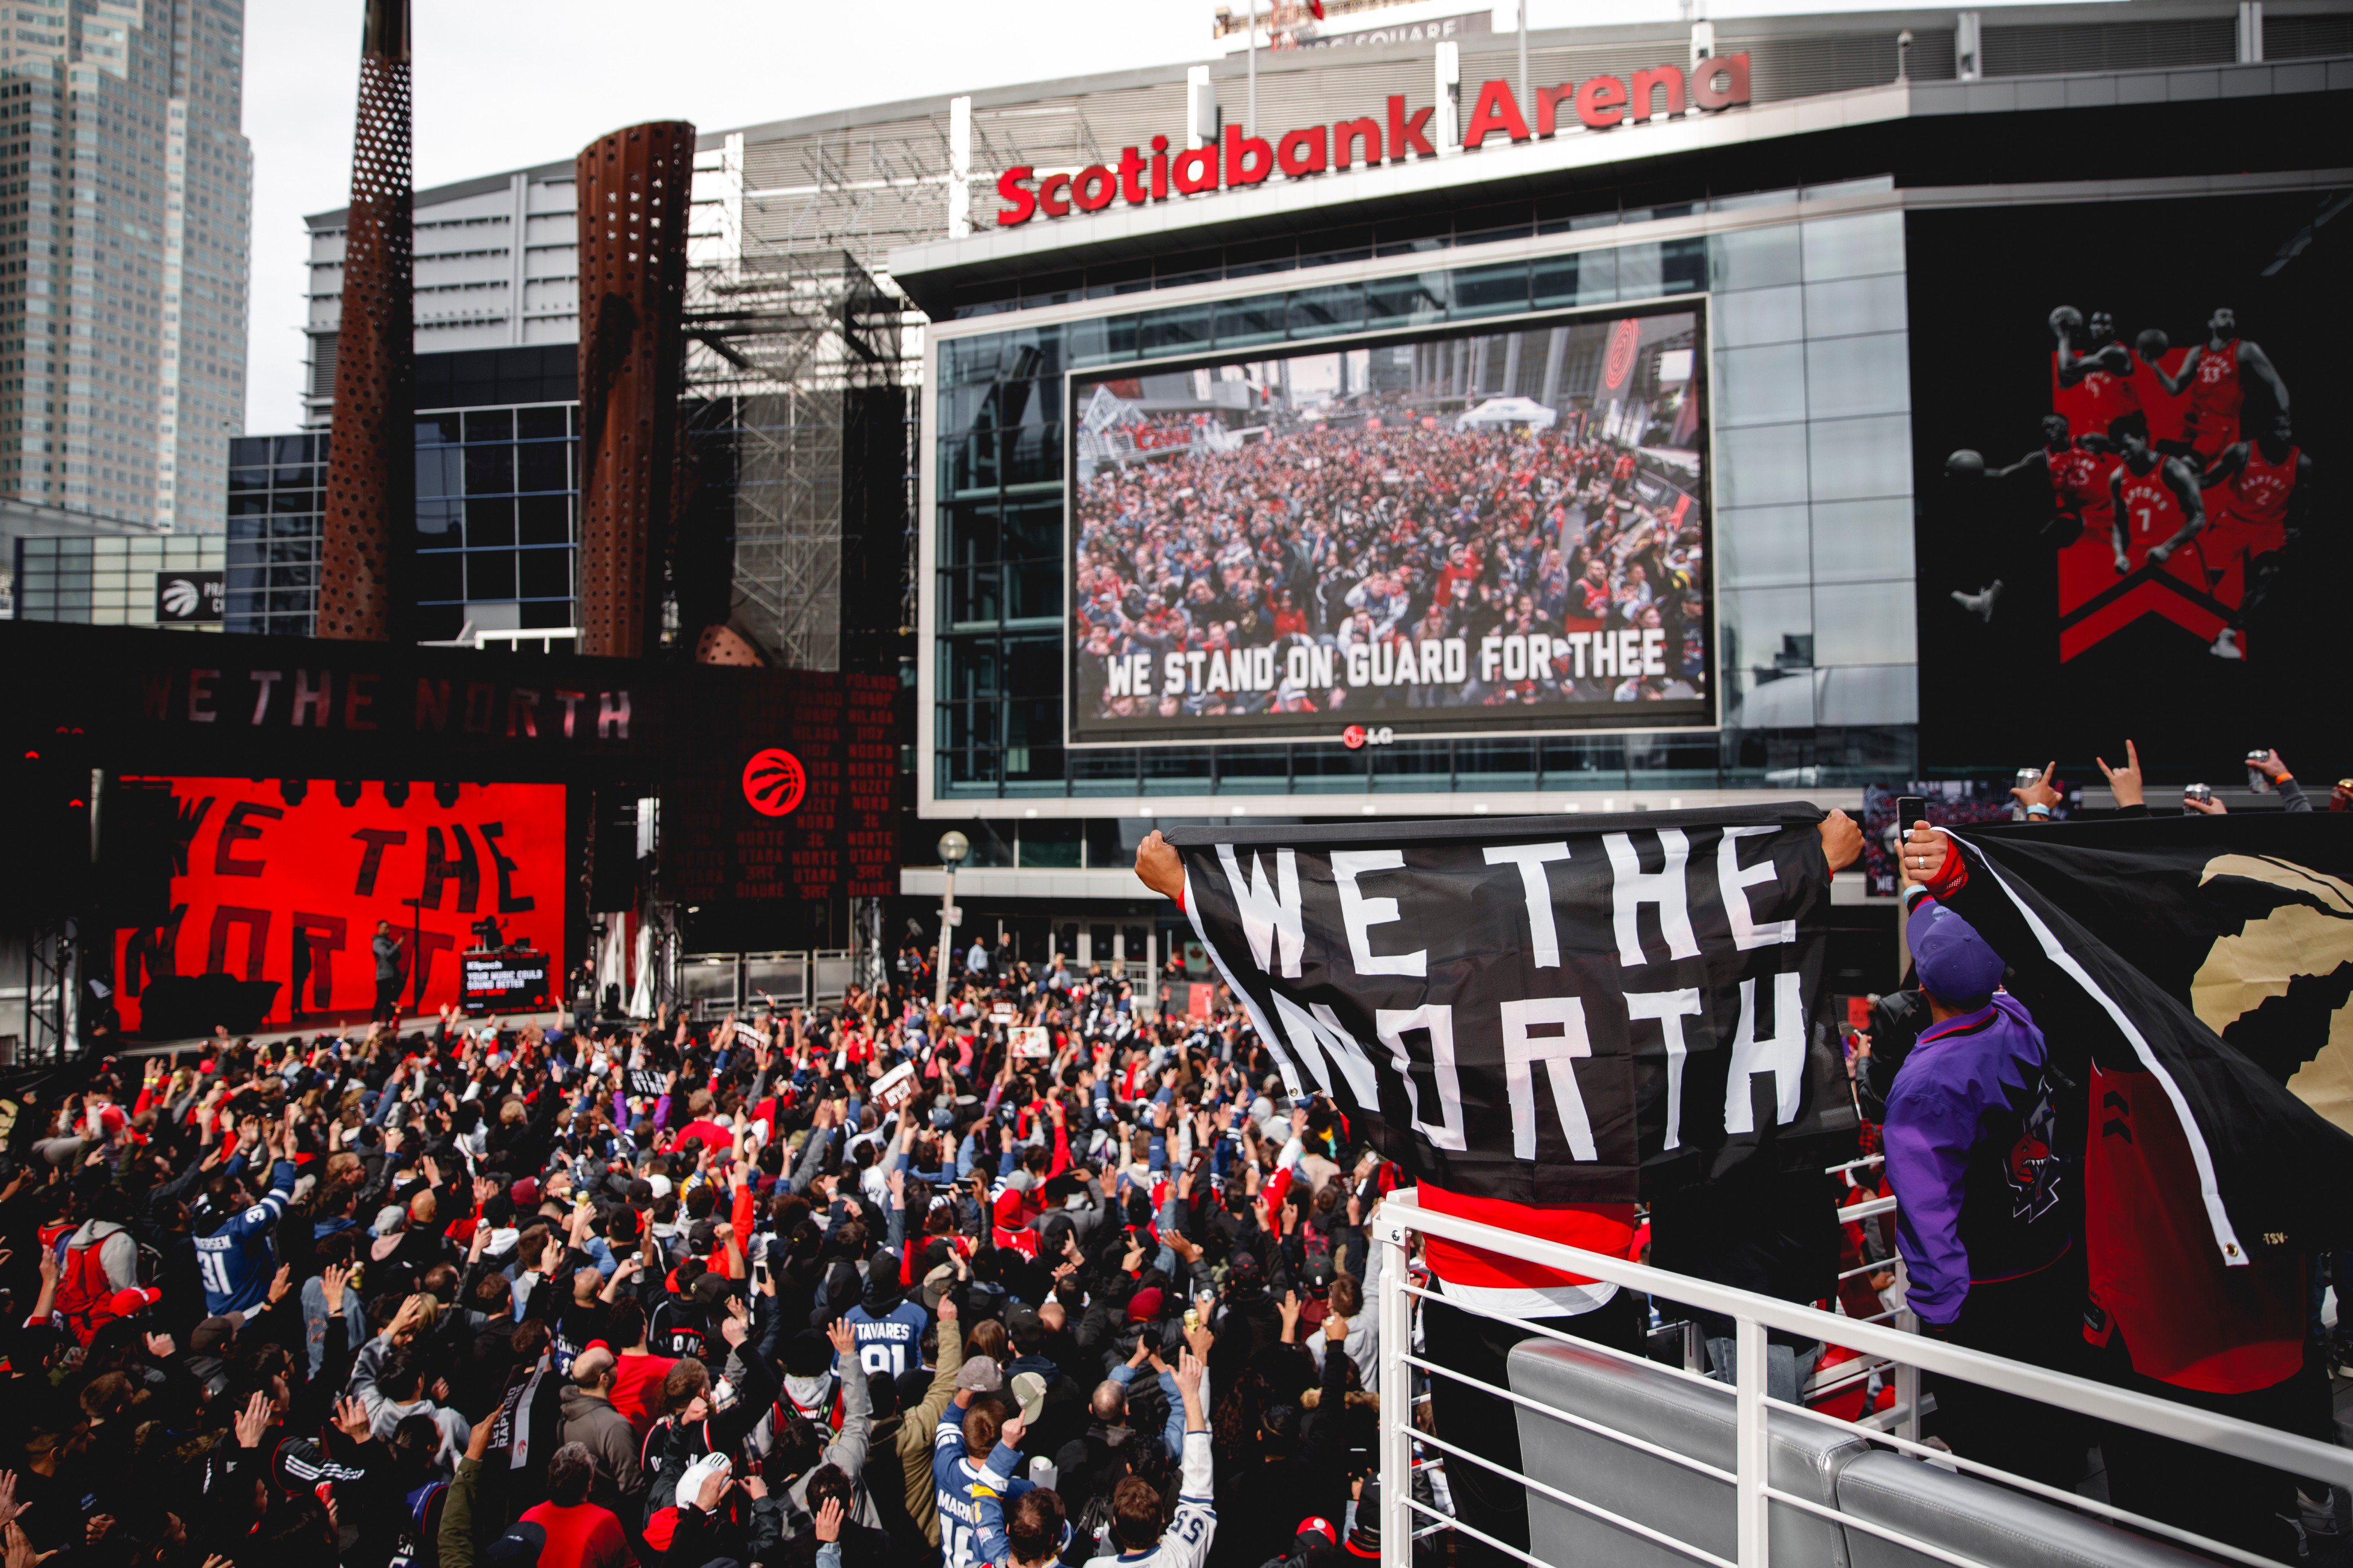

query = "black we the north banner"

[{"left": 1168, "top": 804, "right": 1851, "bottom": 1205}]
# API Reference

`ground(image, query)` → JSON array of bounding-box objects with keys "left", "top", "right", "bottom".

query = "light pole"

[{"left": 932, "top": 830, "right": 970, "bottom": 1011}]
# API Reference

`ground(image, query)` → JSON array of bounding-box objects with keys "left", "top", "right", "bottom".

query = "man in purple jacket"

[{"left": 1883, "top": 892, "right": 2085, "bottom": 1485}]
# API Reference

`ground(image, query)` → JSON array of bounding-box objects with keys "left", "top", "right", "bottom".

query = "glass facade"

[
  {"left": 411, "top": 403, "right": 578, "bottom": 642},
  {"left": 931, "top": 198, "right": 1917, "bottom": 802},
  {"left": 225, "top": 431, "right": 323, "bottom": 638},
  {"left": 13, "top": 532, "right": 222, "bottom": 626},
  {"left": 226, "top": 401, "right": 580, "bottom": 642}
]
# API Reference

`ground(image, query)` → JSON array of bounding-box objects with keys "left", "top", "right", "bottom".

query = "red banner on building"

[{"left": 110, "top": 778, "right": 566, "bottom": 1034}]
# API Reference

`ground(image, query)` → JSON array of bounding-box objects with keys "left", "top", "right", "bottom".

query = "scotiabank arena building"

[{"left": 886, "top": 1, "right": 2351, "bottom": 987}]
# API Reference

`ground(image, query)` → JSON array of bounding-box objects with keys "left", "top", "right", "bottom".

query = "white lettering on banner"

[
  {"left": 1723, "top": 970, "right": 1806, "bottom": 1133},
  {"left": 1332, "top": 848, "right": 1426, "bottom": 977},
  {"left": 1269, "top": 990, "right": 1383, "bottom": 1110},
  {"left": 1592, "top": 631, "right": 1617, "bottom": 678},
  {"left": 1604, "top": 829, "right": 1701, "bottom": 966},
  {"left": 1376, "top": 1002, "right": 1467, "bottom": 1151},
  {"left": 1478, "top": 634, "right": 1502, "bottom": 682},
  {"left": 1217, "top": 844, "right": 1306, "bottom": 979},
  {"left": 1718, "top": 825, "right": 1797, "bottom": 950},
  {"left": 1345, "top": 644, "right": 1371, "bottom": 686},
  {"left": 1482, "top": 841, "right": 1575, "bottom": 967},
  {"left": 1498, "top": 995, "right": 1598, "bottom": 1160},
  {"left": 1626, "top": 987, "right": 1704, "bottom": 1150},
  {"left": 1163, "top": 652, "right": 1186, "bottom": 695}
]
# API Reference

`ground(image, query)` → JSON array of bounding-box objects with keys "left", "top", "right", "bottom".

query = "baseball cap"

[
  {"left": 956, "top": 1355, "right": 1004, "bottom": 1393},
  {"left": 190, "top": 1314, "right": 241, "bottom": 1356},
  {"left": 481, "top": 1521, "right": 547, "bottom": 1567},
  {"left": 686, "top": 1219, "right": 719, "bottom": 1257},
  {"left": 508, "top": 1177, "right": 539, "bottom": 1208},
  {"left": 1127, "top": 1287, "right": 1163, "bottom": 1323},
  {"left": 1297, "top": 1518, "right": 1338, "bottom": 1547},
  {"left": 108, "top": 1285, "right": 163, "bottom": 1318},
  {"left": 1345, "top": 1480, "right": 1380, "bottom": 1558},
  {"left": 1907, "top": 898, "right": 2005, "bottom": 1006},
  {"left": 676, "top": 1451, "right": 731, "bottom": 1511},
  {"left": 1011, "top": 1370, "right": 1047, "bottom": 1426}
]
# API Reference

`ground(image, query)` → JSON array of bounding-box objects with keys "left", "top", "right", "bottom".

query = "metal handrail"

[{"left": 1372, "top": 1187, "right": 2353, "bottom": 1568}]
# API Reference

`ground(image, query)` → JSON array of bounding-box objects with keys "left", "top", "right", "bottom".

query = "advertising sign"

[
  {"left": 460, "top": 949, "right": 552, "bottom": 1014},
  {"left": 1069, "top": 306, "right": 1712, "bottom": 745},
  {"left": 1907, "top": 196, "right": 2346, "bottom": 769}
]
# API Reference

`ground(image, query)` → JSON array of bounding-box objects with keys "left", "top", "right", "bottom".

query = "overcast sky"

[{"left": 240, "top": 0, "right": 2075, "bottom": 434}]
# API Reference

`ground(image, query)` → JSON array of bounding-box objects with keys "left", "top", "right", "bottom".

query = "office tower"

[{"left": 0, "top": 0, "right": 250, "bottom": 531}]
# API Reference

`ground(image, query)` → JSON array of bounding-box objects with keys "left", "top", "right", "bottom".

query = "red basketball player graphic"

[
  {"left": 2196, "top": 410, "right": 2313, "bottom": 660},
  {"left": 2149, "top": 307, "right": 2292, "bottom": 466},
  {"left": 2050, "top": 307, "right": 2142, "bottom": 440}
]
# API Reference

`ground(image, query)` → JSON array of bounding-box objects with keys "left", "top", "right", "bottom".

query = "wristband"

[{"left": 2026, "top": 803, "right": 2051, "bottom": 820}]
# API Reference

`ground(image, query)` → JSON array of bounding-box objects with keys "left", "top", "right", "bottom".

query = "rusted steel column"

[
  {"left": 316, "top": 0, "right": 414, "bottom": 643},
  {"left": 576, "top": 122, "right": 696, "bottom": 660}
]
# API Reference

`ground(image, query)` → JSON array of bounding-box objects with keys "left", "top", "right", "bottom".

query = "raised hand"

[
  {"left": 333, "top": 1396, "right": 373, "bottom": 1443},
  {"left": 234, "top": 1391, "right": 271, "bottom": 1448},
  {"left": 322, "top": 1264, "right": 353, "bottom": 1315},
  {"left": 826, "top": 1316, "right": 857, "bottom": 1361},
  {"left": 2010, "top": 762, "right": 2061, "bottom": 815},
  {"left": 2095, "top": 739, "right": 2146, "bottom": 809},
  {"left": 813, "top": 1497, "right": 845, "bottom": 1543}
]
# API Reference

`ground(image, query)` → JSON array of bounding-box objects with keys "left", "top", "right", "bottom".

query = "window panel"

[
  {"left": 1532, "top": 248, "right": 1615, "bottom": 309},
  {"left": 517, "top": 495, "right": 569, "bottom": 546},
  {"left": 518, "top": 547, "right": 572, "bottom": 600},
  {"left": 1712, "top": 285, "right": 1804, "bottom": 349},
  {"left": 1804, "top": 331, "right": 1910, "bottom": 422},
  {"left": 1811, "top": 581, "right": 1916, "bottom": 665},
  {"left": 1709, "top": 225, "right": 1803, "bottom": 292},
  {"left": 1806, "top": 414, "right": 1912, "bottom": 502},
  {"left": 465, "top": 497, "right": 515, "bottom": 547},
  {"left": 466, "top": 550, "right": 516, "bottom": 602},
  {"left": 1800, "top": 212, "right": 1904, "bottom": 282},
  {"left": 1714, "top": 505, "right": 1811, "bottom": 589},
  {"left": 1715, "top": 422, "right": 1811, "bottom": 508},
  {"left": 1810, "top": 499, "right": 1914, "bottom": 585},
  {"left": 1802, "top": 272, "right": 1907, "bottom": 339},
  {"left": 464, "top": 442, "right": 513, "bottom": 495},
  {"left": 1712, "top": 343, "right": 1807, "bottom": 428},
  {"left": 516, "top": 441, "right": 569, "bottom": 492}
]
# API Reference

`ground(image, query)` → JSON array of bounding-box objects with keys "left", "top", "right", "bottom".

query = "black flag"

[
  {"left": 1936, "top": 813, "right": 2353, "bottom": 1261},
  {"left": 1166, "top": 804, "right": 1852, "bottom": 1206}
]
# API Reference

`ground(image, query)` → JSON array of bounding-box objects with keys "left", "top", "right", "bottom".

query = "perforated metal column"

[
  {"left": 576, "top": 122, "right": 697, "bottom": 661},
  {"left": 316, "top": 0, "right": 413, "bottom": 643}
]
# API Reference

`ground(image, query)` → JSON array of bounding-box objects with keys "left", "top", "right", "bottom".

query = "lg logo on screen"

[
  {"left": 741, "top": 748, "right": 807, "bottom": 816},
  {"left": 1341, "top": 725, "right": 1396, "bottom": 750}
]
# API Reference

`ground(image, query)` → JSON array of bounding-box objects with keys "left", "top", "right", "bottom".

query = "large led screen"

[
  {"left": 110, "top": 779, "right": 567, "bottom": 1034},
  {"left": 1908, "top": 195, "right": 2348, "bottom": 769},
  {"left": 1067, "top": 306, "right": 1712, "bottom": 745}
]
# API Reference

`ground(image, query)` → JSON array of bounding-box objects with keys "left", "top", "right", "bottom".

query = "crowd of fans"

[
  {"left": 0, "top": 949, "right": 1390, "bottom": 1568},
  {"left": 1073, "top": 422, "right": 1707, "bottom": 720},
  {"left": 4, "top": 751, "right": 2340, "bottom": 1568}
]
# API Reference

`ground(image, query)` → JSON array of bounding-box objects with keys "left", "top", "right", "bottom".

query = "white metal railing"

[
  {"left": 472, "top": 626, "right": 580, "bottom": 654},
  {"left": 1373, "top": 1188, "right": 2353, "bottom": 1568}
]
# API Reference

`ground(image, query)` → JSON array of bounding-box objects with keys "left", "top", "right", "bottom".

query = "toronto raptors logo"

[
  {"left": 742, "top": 748, "right": 807, "bottom": 817},
  {"left": 1600, "top": 318, "right": 1641, "bottom": 392}
]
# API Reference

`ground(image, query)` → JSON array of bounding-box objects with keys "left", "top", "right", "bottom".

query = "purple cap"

[{"left": 1908, "top": 899, "right": 2005, "bottom": 1004}]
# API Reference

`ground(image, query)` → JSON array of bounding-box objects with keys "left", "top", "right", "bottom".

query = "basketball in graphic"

[{"left": 742, "top": 748, "right": 807, "bottom": 817}]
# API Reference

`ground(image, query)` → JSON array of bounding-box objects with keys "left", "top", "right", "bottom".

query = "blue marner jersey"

[
  {"left": 191, "top": 1157, "right": 295, "bottom": 1315},
  {"left": 935, "top": 1402, "right": 1032, "bottom": 1568}
]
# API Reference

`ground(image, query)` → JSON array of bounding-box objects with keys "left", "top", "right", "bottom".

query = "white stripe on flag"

[{"left": 1954, "top": 829, "right": 2247, "bottom": 1265}]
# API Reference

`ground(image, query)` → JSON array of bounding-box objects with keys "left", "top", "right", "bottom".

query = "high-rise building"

[{"left": 0, "top": 0, "right": 250, "bottom": 532}]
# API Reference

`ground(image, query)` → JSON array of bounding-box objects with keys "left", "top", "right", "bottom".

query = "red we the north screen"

[{"left": 111, "top": 778, "right": 567, "bottom": 1033}]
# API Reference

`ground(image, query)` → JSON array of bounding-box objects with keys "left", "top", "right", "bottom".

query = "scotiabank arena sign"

[{"left": 996, "top": 55, "right": 1751, "bottom": 226}]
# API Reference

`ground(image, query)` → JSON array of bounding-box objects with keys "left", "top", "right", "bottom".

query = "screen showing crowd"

[{"left": 1067, "top": 308, "right": 1713, "bottom": 744}]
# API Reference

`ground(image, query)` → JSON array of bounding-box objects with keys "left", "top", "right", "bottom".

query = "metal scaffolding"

[{"left": 682, "top": 137, "right": 919, "bottom": 670}]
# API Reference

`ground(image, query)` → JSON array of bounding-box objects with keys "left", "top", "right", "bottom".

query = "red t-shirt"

[
  {"left": 518, "top": 1500, "right": 634, "bottom": 1567},
  {"left": 608, "top": 1351, "right": 677, "bottom": 1436}
]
